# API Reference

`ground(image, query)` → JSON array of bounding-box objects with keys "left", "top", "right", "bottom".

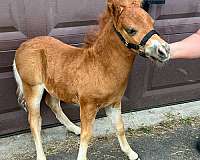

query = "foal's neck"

[{"left": 92, "top": 21, "right": 135, "bottom": 65}]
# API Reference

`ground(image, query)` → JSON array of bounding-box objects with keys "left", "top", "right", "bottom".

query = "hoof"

[
  {"left": 128, "top": 151, "right": 140, "bottom": 160},
  {"left": 68, "top": 126, "right": 81, "bottom": 135},
  {"left": 74, "top": 127, "right": 81, "bottom": 135}
]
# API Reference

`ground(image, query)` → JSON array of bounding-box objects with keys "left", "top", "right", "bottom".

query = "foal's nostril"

[{"left": 158, "top": 49, "right": 166, "bottom": 58}]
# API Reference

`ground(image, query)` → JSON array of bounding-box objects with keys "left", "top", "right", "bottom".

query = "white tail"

[{"left": 13, "top": 59, "right": 27, "bottom": 111}]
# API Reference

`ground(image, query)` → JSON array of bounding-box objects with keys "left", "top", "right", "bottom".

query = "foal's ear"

[
  {"left": 107, "top": 0, "right": 124, "bottom": 18},
  {"left": 121, "top": 0, "right": 143, "bottom": 7},
  {"left": 132, "top": 0, "right": 143, "bottom": 7}
]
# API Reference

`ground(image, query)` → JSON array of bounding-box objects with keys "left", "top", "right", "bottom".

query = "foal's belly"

[
  {"left": 44, "top": 83, "right": 79, "bottom": 105},
  {"left": 44, "top": 83, "right": 122, "bottom": 108}
]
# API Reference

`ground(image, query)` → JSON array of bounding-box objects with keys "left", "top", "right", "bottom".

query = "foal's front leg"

[
  {"left": 105, "top": 104, "right": 140, "bottom": 160},
  {"left": 77, "top": 103, "right": 97, "bottom": 160}
]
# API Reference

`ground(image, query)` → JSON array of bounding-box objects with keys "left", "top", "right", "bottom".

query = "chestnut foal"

[{"left": 13, "top": 0, "right": 170, "bottom": 160}]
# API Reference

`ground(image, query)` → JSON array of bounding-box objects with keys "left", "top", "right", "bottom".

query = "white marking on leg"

[
  {"left": 46, "top": 95, "right": 81, "bottom": 135},
  {"left": 105, "top": 106, "right": 139, "bottom": 160},
  {"left": 34, "top": 116, "right": 46, "bottom": 160},
  {"left": 77, "top": 142, "right": 87, "bottom": 160},
  {"left": 55, "top": 109, "right": 81, "bottom": 135}
]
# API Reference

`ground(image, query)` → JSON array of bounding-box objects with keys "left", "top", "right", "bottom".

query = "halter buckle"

[
  {"left": 138, "top": 45, "right": 145, "bottom": 53},
  {"left": 138, "top": 45, "right": 148, "bottom": 58},
  {"left": 125, "top": 41, "right": 129, "bottom": 47}
]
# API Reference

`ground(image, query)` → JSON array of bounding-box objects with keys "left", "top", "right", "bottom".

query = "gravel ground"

[
  {"left": 1, "top": 116, "right": 200, "bottom": 160},
  {"left": 46, "top": 126, "right": 200, "bottom": 160}
]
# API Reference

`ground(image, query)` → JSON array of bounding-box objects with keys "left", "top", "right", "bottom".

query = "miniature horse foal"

[{"left": 13, "top": 0, "right": 170, "bottom": 160}]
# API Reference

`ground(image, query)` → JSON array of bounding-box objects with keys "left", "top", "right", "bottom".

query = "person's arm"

[{"left": 170, "top": 29, "right": 200, "bottom": 59}]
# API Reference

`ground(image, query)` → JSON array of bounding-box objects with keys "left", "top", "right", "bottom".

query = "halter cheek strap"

[
  {"left": 114, "top": 27, "right": 140, "bottom": 50},
  {"left": 113, "top": 26, "right": 159, "bottom": 58}
]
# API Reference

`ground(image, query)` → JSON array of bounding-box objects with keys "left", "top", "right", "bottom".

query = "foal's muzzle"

[{"left": 145, "top": 41, "right": 170, "bottom": 62}]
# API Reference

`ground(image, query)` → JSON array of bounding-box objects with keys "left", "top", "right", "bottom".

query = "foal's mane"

[
  {"left": 83, "top": 0, "right": 143, "bottom": 48},
  {"left": 83, "top": 9, "right": 111, "bottom": 48}
]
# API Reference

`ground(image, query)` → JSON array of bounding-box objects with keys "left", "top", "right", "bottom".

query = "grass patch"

[
  {"left": 137, "top": 126, "right": 153, "bottom": 134},
  {"left": 127, "top": 115, "right": 200, "bottom": 137},
  {"left": 179, "top": 117, "right": 193, "bottom": 125}
]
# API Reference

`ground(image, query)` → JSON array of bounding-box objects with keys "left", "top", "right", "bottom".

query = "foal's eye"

[{"left": 125, "top": 27, "right": 137, "bottom": 36}]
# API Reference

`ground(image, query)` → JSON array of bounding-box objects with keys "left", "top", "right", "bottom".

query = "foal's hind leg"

[
  {"left": 23, "top": 83, "right": 46, "bottom": 160},
  {"left": 45, "top": 93, "right": 81, "bottom": 135},
  {"left": 105, "top": 104, "right": 140, "bottom": 160}
]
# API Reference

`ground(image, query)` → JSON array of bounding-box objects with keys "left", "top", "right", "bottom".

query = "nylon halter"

[{"left": 113, "top": 26, "right": 159, "bottom": 58}]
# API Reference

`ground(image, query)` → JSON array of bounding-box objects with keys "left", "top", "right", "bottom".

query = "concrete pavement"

[{"left": 1, "top": 100, "right": 200, "bottom": 160}]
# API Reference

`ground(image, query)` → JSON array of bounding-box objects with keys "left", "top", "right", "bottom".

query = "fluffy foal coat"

[{"left": 13, "top": 0, "right": 169, "bottom": 160}]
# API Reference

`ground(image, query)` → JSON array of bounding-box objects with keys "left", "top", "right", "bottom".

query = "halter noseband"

[{"left": 113, "top": 26, "right": 159, "bottom": 58}]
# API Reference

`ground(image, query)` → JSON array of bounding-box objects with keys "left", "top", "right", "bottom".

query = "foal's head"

[{"left": 108, "top": 0, "right": 170, "bottom": 62}]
